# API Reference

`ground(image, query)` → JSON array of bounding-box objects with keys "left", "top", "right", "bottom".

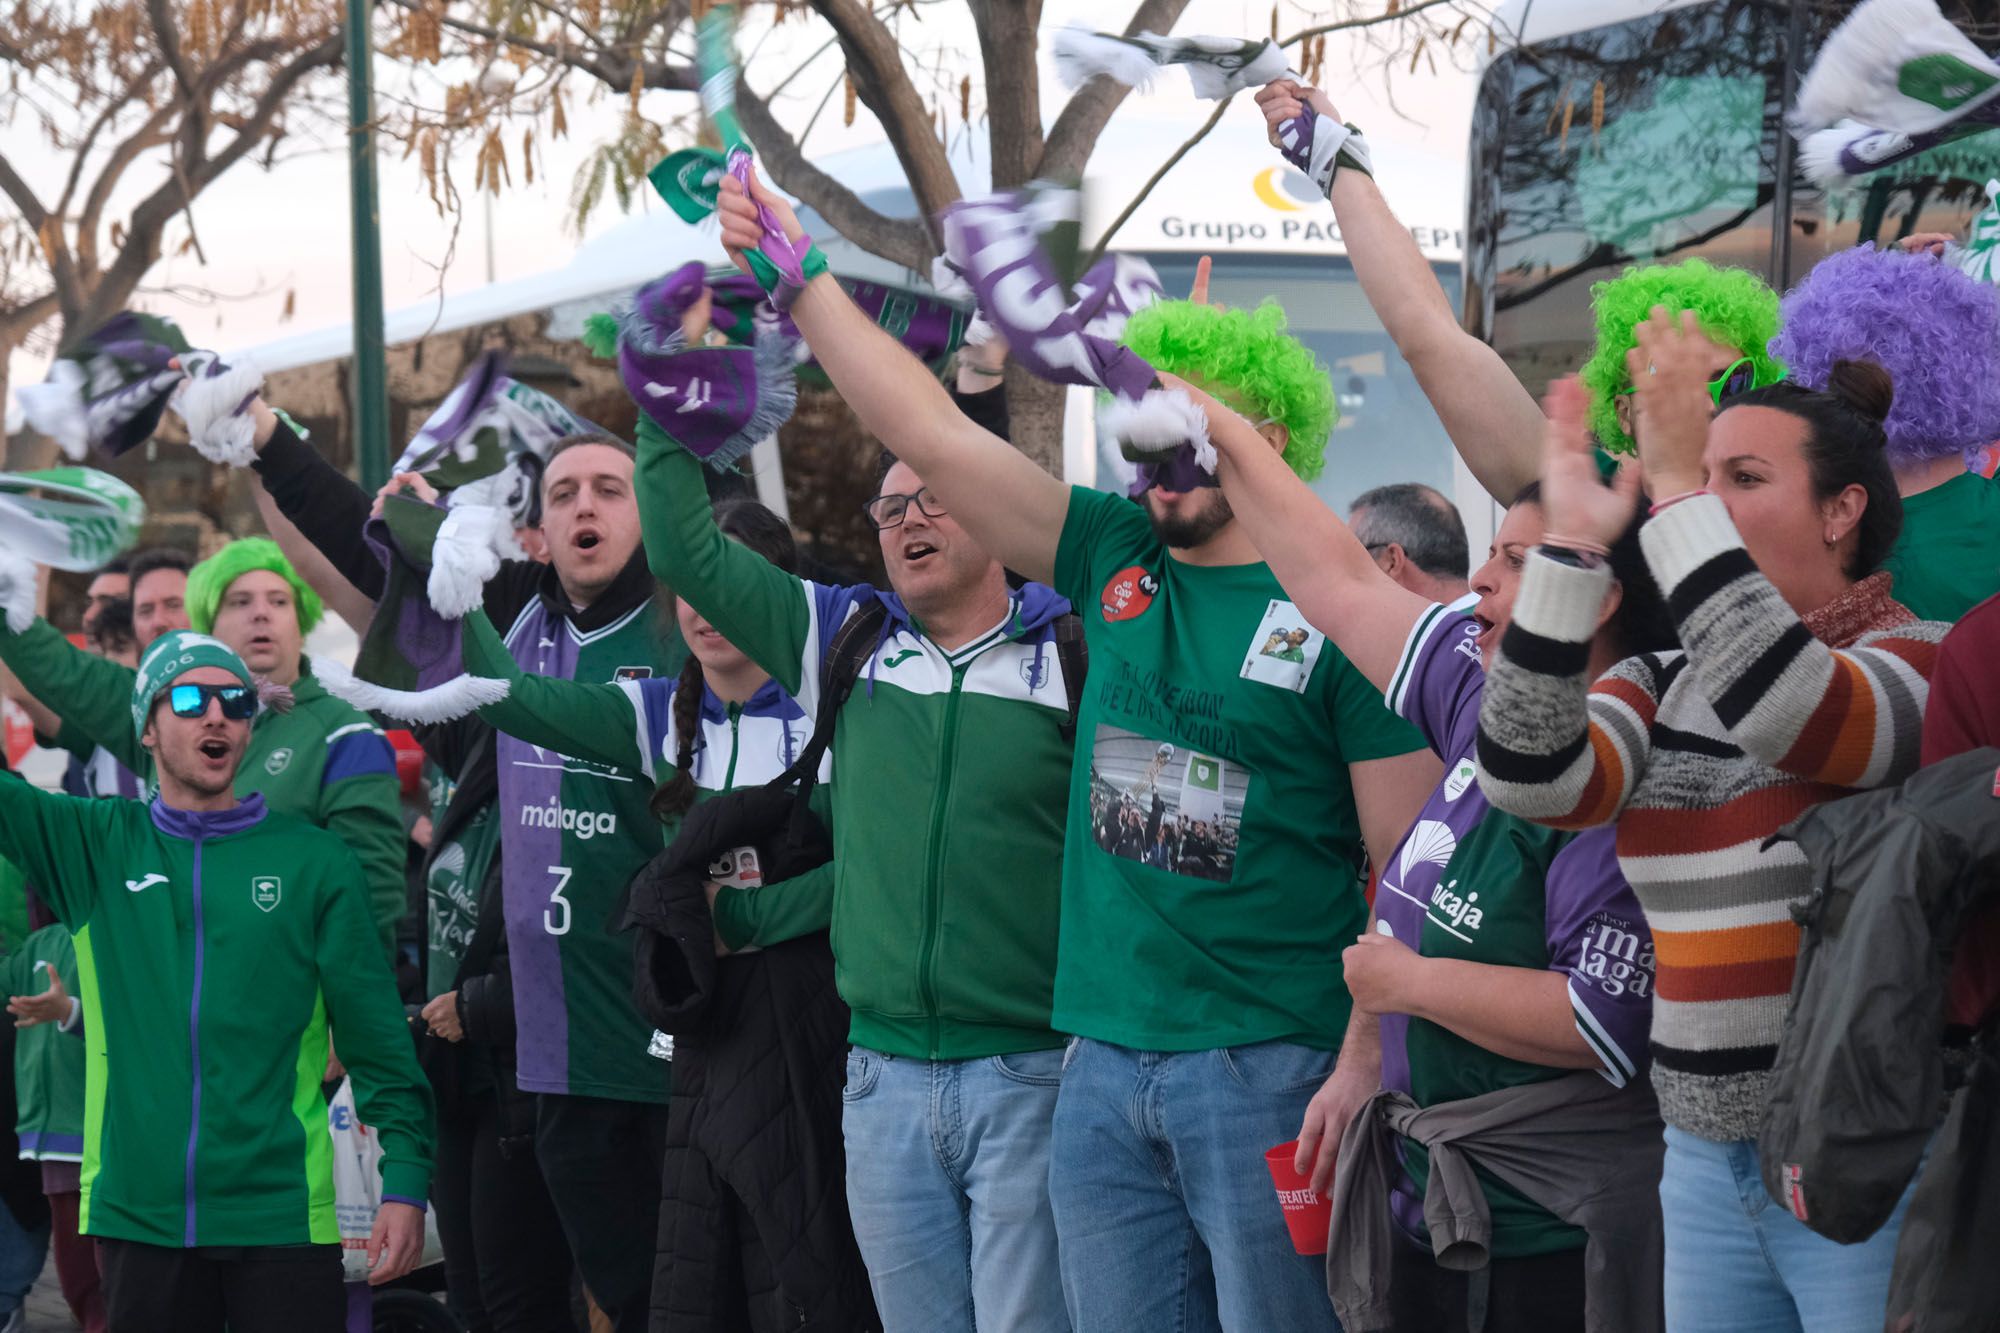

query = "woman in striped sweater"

[{"left": 1476, "top": 308, "right": 1948, "bottom": 1332}]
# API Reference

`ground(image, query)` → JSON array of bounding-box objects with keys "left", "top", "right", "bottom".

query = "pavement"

[{"left": 21, "top": 1252, "right": 72, "bottom": 1332}]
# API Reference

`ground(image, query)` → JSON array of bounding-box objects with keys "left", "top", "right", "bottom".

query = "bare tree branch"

[
  {"left": 1280, "top": 0, "right": 1471, "bottom": 46},
  {"left": 1084, "top": 93, "right": 1233, "bottom": 266},
  {"left": 56, "top": 58, "right": 164, "bottom": 220},
  {"left": 810, "top": 0, "right": 960, "bottom": 240},
  {"left": 80, "top": 32, "right": 345, "bottom": 330},
  {"left": 736, "top": 83, "right": 931, "bottom": 270}
]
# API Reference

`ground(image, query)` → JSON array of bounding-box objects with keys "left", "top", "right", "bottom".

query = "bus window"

[
  {"left": 1466, "top": 1, "right": 1791, "bottom": 401},
  {"left": 1103, "top": 252, "right": 1467, "bottom": 516}
]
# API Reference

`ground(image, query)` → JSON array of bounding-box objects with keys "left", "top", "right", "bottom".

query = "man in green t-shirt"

[{"left": 716, "top": 166, "right": 1438, "bottom": 1332}]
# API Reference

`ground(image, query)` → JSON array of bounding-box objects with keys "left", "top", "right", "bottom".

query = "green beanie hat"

[
  {"left": 185, "top": 537, "right": 324, "bottom": 638},
  {"left": 130, "top": 630, "right": 255, "bottom": 740}
]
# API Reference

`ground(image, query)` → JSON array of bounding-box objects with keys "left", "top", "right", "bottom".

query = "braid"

[{"left": 649, "top": 652, "right": 709, "bottom": 819}]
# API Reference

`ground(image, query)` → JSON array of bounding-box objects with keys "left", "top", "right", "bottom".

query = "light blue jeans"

[
  {"left": 1048, "top": 1038, "right": 1341, "bottom": 1333},
  {"left": 841, "top": 1046, "right": 1069, "bottom": 1333},
  {"left": 1660, "top": 1124, "right": 1921, "bottom": 1332}
]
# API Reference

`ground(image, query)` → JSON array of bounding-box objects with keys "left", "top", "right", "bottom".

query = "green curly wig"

[
  {"left": 1121, "top": 299, "right": 1336, "bottom": 482},
  {"left": 185, "top": 537, "right": 324, "bottom": 639},
  {"left": 1580, "top": 258, "right": 1784, "bottom": 453}
]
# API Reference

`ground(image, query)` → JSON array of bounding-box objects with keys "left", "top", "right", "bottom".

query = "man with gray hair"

[{"left": 1349, "top": 483, "right": 1471, "bottom": 607}]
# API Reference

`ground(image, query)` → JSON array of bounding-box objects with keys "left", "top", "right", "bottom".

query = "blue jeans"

[
  {"left": 0, "top": 1199, "right": 46, "bottom": 1320},
  {"left": 1048, "top": 1038, "right": 1340, "bottom": 1333},
  {"left": 1660, "top": 1124, "right": 1920, "bottom": 1332},
  {"left": 841, "top": 1046, "right": 1069, "bottom": 1333}
]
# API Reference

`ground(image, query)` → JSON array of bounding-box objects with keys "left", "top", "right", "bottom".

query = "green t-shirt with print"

[
  {"left": 1883, "top": 470, "right": 2000, "bottom": 623},
  {"left": 1052, "top": 486, "right": 1428, "bottom": 1052}
]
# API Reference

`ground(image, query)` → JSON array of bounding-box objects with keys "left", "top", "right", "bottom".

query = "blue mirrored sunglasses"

[{"left": 166, "top": 683, "right": 258, "bottom": 722}]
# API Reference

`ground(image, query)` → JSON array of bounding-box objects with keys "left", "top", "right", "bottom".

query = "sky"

[{"left": 5, "top": 0, "right": 1486, "bottom": 406}]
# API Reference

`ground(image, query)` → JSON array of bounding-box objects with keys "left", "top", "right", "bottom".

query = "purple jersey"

[{"left": 1375, "top": 603, "right": 1655, "bottom": 1254}]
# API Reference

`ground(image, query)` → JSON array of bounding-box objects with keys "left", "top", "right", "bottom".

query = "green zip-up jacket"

[
  {"left": 2, "top": 924, "right": 84, "bottom": 1163},
  {"left": 0, "top": 775, "right": 432, "bottom": 1248},
  {"left": 635, "top": 419, "right": 1076, "bottom": 1059},
  {"left": 0, "top": 620, "right": 406, "bottom": 963}
]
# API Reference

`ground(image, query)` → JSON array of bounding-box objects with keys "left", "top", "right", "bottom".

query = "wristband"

[
  {"left": 1276, "top": 110, "right": 1374, "bottom": 197},
  {"left": 1647, "top": 487, "right": 1710, "bottom": 517}
]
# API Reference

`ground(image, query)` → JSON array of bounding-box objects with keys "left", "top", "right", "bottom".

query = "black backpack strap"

[
  {"left": 769, "top": 599, "right": 889, "bottom": 809},
  {"left": 1053, "top": 612, "right": 1089, "bottom": 742}
]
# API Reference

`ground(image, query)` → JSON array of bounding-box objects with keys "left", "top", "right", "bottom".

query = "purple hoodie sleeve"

[{"left": 1544, "top": 827, "right": 1654, "bottom": 1089}]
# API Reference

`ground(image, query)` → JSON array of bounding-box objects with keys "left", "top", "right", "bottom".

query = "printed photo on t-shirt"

[
  {"left": 1087, "top": 723, "right": 1247, "bottom": 883},
  {"left": 1240, "top": 599, "right": 1326, "bottom": 693}
]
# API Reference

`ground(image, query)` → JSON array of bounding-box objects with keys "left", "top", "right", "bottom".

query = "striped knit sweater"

[{"left": 1475, "top": 493, "right": 1946, "bottom": 1141}]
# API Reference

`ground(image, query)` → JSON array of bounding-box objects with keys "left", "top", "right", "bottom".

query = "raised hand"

[
  {"left": 716, "top": 166, "right": 805, "bottom": 279},
  {"left": 369, "top": 471, "right": 439, "bottom": 520},
  {"left": 1253, "top": 79, "right": 1340, "bottom": 149},
  {"left": 1538, "top": 376, "right": 1642, "bottom": 553},
  {"left": 1626, "top": 306, "right": 1718, "bottom": 498},
  {"left": 1897, "top": 232, "right": 1955, "bottom": 259}
]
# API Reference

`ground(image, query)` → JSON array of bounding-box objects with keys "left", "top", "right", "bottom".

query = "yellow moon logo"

[{"left": 1252, "top": 165, "right": 1305, "bottom": 212}]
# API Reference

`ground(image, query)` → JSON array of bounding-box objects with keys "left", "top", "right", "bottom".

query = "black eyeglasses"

[
  {"left": 166, "top": 683, "right": 258, "bottom": 722},
  {"left": 862, "top": 488, "right": 948, "bottom": 531}
]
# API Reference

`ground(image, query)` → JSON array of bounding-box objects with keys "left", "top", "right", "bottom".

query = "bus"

[{"left": 1467, "top": 0, "right": 2000, "bottom": 399}]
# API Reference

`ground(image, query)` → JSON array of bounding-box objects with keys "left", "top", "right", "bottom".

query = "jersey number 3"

[{"left": 545, "top": 865, "right": 573, "bottom": 936}]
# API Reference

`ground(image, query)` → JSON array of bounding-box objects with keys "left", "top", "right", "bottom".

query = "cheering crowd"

[{"left": 0, "top": 64, "right": 1997, "bottom": 1333}]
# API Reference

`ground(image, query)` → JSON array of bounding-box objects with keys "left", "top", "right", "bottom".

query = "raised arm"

[
  {"left": 634, "top": 417, "right": 816, "bottom": 696},
  {"left": 1173, "top": 375, "right": 1432, "bottom": 693},
  {"left": 247, "top": 410, "right": 385, "bottom": 608},
  {"left": 459, "top": 609, "right": 649, "bottom": 774},
  {"left": 1255, "top": 81, "right": 1545, "bottom": 503},
  {"left": 716, "top": 168, "right": 1070, "bottom": 583},
  {"left": 0, "top": 619, "right": 146, "bottom": 774},
  {"left": 1628, "top": 311, "right": 1942, "bottom": 788},
  {"left": 1476, "top": 379, "right": 1659, "bottom": 828},
  {"left": 0, "top": 774, "right": 111, "bottom": 929},
  {"left": 1640, "top": 494, "right": 1941, "bottom": 785}
]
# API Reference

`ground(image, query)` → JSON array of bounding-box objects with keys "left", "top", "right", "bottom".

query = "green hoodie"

[
  {"left": 0, "top": 775, "right": 432, "bottom": 1248},
  {"left": 634, "top": 420, "right": 1077, "bottom": 1060},
  {"left": 0, "top": 619, "right": 407, "bottom": 963}
]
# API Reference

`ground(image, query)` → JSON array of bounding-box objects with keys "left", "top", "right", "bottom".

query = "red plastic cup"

[{"left": 1264, "top": 1140, "right": 1332, "bottom": 1255}]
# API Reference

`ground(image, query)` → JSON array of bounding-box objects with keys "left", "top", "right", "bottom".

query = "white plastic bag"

[{"left": 329, "top": 1075, "right": 444, "bottom": 1282}]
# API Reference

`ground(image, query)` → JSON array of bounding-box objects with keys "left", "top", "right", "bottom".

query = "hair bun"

[{"left": 1825, "top": 358, "right": 1895, "bottom": 427}]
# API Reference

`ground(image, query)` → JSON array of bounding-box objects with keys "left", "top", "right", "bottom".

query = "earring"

[{"left": 1824, "top": 530, "right": 1839, "bottom": 548}]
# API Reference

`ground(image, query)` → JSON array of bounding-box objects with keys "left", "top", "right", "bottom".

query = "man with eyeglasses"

[
  {"left": 630, "top": 307, "right": 1082, "bottom": 1332},
  {"left": 0, "top": 541, "right": 407, "bottom": 964},
  {"left": 0, "top": 630, "right": 432, "bottom": 1333}
]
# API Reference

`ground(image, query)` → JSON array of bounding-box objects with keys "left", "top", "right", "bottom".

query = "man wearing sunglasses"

[
  {"left": 0, "top": 630, "right": 432, "bottom": 1333},
  {"left": 0, "top": 540, "right": 408, "bottom": 965}
]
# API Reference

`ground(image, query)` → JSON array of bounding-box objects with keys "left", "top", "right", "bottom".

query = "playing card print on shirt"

[{"left": 1240, "top": 599, "right": 1325, "bottom": 693}]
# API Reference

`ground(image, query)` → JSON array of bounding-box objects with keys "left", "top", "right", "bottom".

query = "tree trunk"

[{"left": 1004, "top": 370, "right": 1068, "bottom": 476}]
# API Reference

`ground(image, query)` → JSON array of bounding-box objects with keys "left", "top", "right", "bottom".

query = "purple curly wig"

[{"left": 1770, "top": 244, "right": 2000, "bottom": 468}]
